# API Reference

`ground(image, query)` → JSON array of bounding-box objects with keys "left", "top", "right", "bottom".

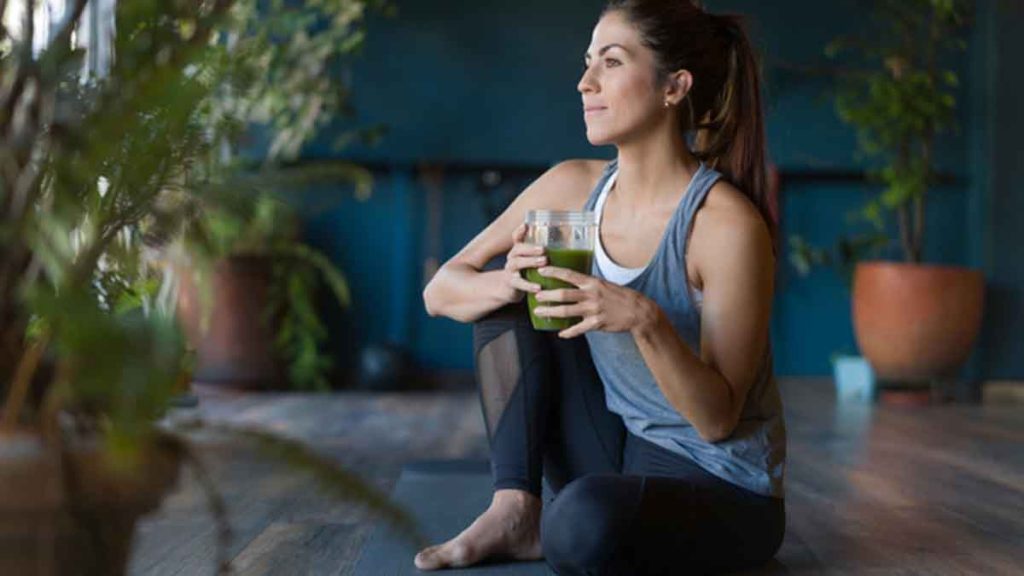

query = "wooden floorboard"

[{"left": 128, "top": 379, "right": 1024, "bottom": 575}]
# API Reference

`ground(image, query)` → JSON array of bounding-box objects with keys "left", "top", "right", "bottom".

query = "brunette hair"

[{"left": 603, "top": 0, "right": 776, "bottom": 242}]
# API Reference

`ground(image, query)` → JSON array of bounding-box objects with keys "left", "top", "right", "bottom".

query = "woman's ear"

[{"left": 665, "top": 69, "right": 693, "bottom": 106}]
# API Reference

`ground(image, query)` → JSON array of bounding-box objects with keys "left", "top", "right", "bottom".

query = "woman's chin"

[{"left": 584, "top": 130, "right": 614, "bottom": 147}]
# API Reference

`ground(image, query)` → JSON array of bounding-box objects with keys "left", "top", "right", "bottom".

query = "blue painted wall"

[
  {"left": 309, "top": 0, "right": 608, "bottom": 164},
  {"left": 297, "top": 0, "right": 1017, "bottom": 381},
  {"left": 979, "top": 0, "right": 1024, "bottom": 380}
]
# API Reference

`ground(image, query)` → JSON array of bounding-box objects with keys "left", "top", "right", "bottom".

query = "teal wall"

[
  {"left": 977, "top": 0, "right": 1024, "bottom": 380},
  {"left": 298, "top": 0, "right": 1018, "bottom": 383}
]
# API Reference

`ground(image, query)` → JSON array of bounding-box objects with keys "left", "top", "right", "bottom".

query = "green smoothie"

[{"left": 523, "top": 247, "right": 594, "bottom": 331}]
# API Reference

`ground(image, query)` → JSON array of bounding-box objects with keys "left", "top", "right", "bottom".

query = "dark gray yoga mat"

[{"left": 354, "top": 460, "right": 555, "bottom": 575}]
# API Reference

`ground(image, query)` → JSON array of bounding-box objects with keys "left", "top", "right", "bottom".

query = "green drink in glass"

[{"left": 521, "top": 210, "right": 597, "bottom": 331}]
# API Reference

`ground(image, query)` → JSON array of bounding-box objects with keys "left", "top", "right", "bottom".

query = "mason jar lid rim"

[{"left": 526, "top": 210, "right": 596, "bottom": 223}]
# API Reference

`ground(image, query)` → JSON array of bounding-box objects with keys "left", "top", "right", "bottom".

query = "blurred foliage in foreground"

[{"left": 0, "top": 1, "right": 414, "bottom": 571}]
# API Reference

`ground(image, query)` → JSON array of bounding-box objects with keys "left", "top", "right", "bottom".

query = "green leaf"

[
  {"left": 824, "top": 0, "right": 968, "bottom": 263},
  {"left": 271, "top": 242, "right": 352, "bottom": 308}
]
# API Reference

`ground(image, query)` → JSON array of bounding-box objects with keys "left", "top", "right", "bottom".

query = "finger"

[
  {"left": 535, "top": 288, "right": 585, "bottom": 303},
  {"left": 507, "top": 255, "right": 547, "bottom": 273},
  {"left": 511, "top": 225, "right": 544, "bottom": 255},
  {"left": 510, "top": 242, "right": 545, "bottom": 258},
  {"left": 520, "top": 240, "right": 544, "bottom": 254},
  {"left": 510, "top": 277, "right": 541, "bottom": 293},
  {"left": 538, "top": 266, "right": 590, "bottom": 287},
  {"left": 512, "top": 222, "right": 527, "bottom": 243},
  {"left": 559, "top": 316, "right": 600, "bottom": 339},
  {"left": 534, "top": 303, "right": 586, "bottom": 318},
  {"left": 522, "top": 254, "right": 549, "bottom": 268}
]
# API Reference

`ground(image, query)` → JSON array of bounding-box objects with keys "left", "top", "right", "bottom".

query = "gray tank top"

[{"left": 583, "top": 159, "right": 787, "bottom": 498}]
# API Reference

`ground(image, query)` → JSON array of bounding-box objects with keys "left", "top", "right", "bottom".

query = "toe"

[
  {"left": 414, "top": 545, "right": 443, "bottom": 570},
  {"left": 414, "top": 540, "right": 478, "bottom": 570}
]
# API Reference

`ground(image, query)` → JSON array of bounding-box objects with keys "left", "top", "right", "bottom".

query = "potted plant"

[
  {"left": 165, "top": 0, "right": 384, "bottom": 392},
  {"left": 0, "top": 1, "right": 412, "bottom": 574},
  {"left": 790, "top": 0, "right": 983, "bottom": 402},
  {"left": 176, "top": 189, "right": 361, "bottom": 392}
]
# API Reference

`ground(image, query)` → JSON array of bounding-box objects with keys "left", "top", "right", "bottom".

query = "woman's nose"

[{"left": 577, "top": 68, "right": 597, "bottom": 94}]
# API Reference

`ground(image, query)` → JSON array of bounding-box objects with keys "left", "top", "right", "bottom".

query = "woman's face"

[{"left": 578, "top": 10, "right": 666, "bottom": 146}]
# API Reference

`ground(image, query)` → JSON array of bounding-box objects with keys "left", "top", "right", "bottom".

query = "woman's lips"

[{"left": 584, "top": 107, "right": 607, "bottom": 116}]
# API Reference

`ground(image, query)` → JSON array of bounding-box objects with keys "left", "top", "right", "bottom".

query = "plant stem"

[
  {"left": 911, "top": 196, "right": 923, "bottom": 263},
  {"left": 898, "top": 136, "right": 914, "bottom": 262},
  {"left": 898, "top": 204, "right": 913, "bottom": 262},
  {"left": 40, "top": 356, "right": 70, "bottom": 443},
  {"left": 0, "top": 331, "right": 49, "bottom": 432},
  {"left": 911, "top": 2, "right": 941, "bottom": 266},
  {"left": 0, "top": 0, "right": 8, "bottom": 41},
  {"left": 914, "top": 138, "right": 932, "bottom": 265},
  {"left": 175, "top": 437, "right": 233, "bottom": 575}
]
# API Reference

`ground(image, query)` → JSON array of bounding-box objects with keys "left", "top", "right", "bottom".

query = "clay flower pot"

[
  {"left": 0, "top": 432, "right": 182, "bottom": 576},
  {"left": 176, "top": 254, "right": 286, "bottom": 389},
  {"left": 852, "top": 261, "right": 985, "bottom": 381}
]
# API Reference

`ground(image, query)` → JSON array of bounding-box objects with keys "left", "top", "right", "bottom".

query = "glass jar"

[{"left": 522, "top": 210, "right": 597, "bottom": 331}]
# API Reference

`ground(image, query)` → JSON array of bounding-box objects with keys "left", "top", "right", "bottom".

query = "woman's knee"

[
  {"left": 472, "top": 299, "right": 541, "bottom": 357},
  {"left": 540, "top": 475, "right": 639, "bottom": 575}
]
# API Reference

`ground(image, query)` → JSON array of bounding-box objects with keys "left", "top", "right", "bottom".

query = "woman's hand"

[
  {"left": 499, "top": 223, "right": 547, "bottom": 304},
  {"left": 532, "top": 266, "right": 657, "bottom": 338}
]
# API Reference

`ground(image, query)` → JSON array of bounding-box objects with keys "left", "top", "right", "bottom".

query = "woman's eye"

[{"left": 581, "top": 58, "right": 621, "bottom": 72}]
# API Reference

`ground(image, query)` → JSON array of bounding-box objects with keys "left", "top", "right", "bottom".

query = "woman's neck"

[{"left": 614, "top": 124, "right": 700, "bottom": 207}]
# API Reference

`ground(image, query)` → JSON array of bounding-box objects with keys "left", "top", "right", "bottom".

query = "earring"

[{"left": 664, "top": 100, "right": 671, "bottom": 108}]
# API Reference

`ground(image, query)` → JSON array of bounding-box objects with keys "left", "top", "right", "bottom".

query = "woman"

[{"left": 417, "top": 1, "right": 785, "bottom": 574}]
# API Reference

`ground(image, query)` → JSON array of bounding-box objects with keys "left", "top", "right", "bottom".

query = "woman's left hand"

[{"left": 533, "top": 266, "right": 656, "bottom": 339}]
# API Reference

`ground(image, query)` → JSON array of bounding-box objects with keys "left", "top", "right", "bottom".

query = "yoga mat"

[{"left": 354, "top": 460, "right": 555, "bottom": 575}]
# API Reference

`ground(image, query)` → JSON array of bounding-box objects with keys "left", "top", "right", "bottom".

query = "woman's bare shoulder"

[
  {"left": 689, "top": 179, "right": 773, "bottom": 289},
  {"left": 701, "top": 180, "right": 763, "bottom": 224},
  {"left": 695, "top": 180, "right": 772, "bottom": 254}
]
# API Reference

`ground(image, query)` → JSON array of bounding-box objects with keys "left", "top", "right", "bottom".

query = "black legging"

[{"left": 473, "top": 291, "right": 785, "bottom": 575}]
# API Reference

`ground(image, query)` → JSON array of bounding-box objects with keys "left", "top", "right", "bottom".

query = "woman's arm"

[
  {"left": 423, "top": 264, "right": 515, "bottom": 323},
  {"left": 631, "top": 183, "right": 775, "bottom": 442},
  {"left": 423, "top": 160, "right": 601, "bottom": 323}
]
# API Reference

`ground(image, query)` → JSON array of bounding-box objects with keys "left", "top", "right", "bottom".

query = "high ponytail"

[
  {"left": 693, "top": 15, "right": 774, "bottom": 245},
  {"left": 602, "top": 1, "right": 776, "bottom": 247}
]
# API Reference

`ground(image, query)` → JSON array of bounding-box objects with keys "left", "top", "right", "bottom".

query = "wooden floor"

[{"left": 129, "top": 379, "right": 1024, "bottom": 575}]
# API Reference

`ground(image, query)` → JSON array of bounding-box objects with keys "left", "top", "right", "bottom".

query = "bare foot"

[{"left": 413, "top": 489, "right": 543, "bottom": 570}]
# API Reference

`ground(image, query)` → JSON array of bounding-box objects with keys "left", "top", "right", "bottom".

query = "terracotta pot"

[
  {"left": 0, "top": 433, "right": 62, "bottom": 575},
  {"left": 852, "top": 261, "right": 985, "bottom": 381},
  {"left": 0, "top": 432, "right": 182, "bottom": 576},
  {"left": 176, "top": 254, "right": 286, "bottom": 389}
]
